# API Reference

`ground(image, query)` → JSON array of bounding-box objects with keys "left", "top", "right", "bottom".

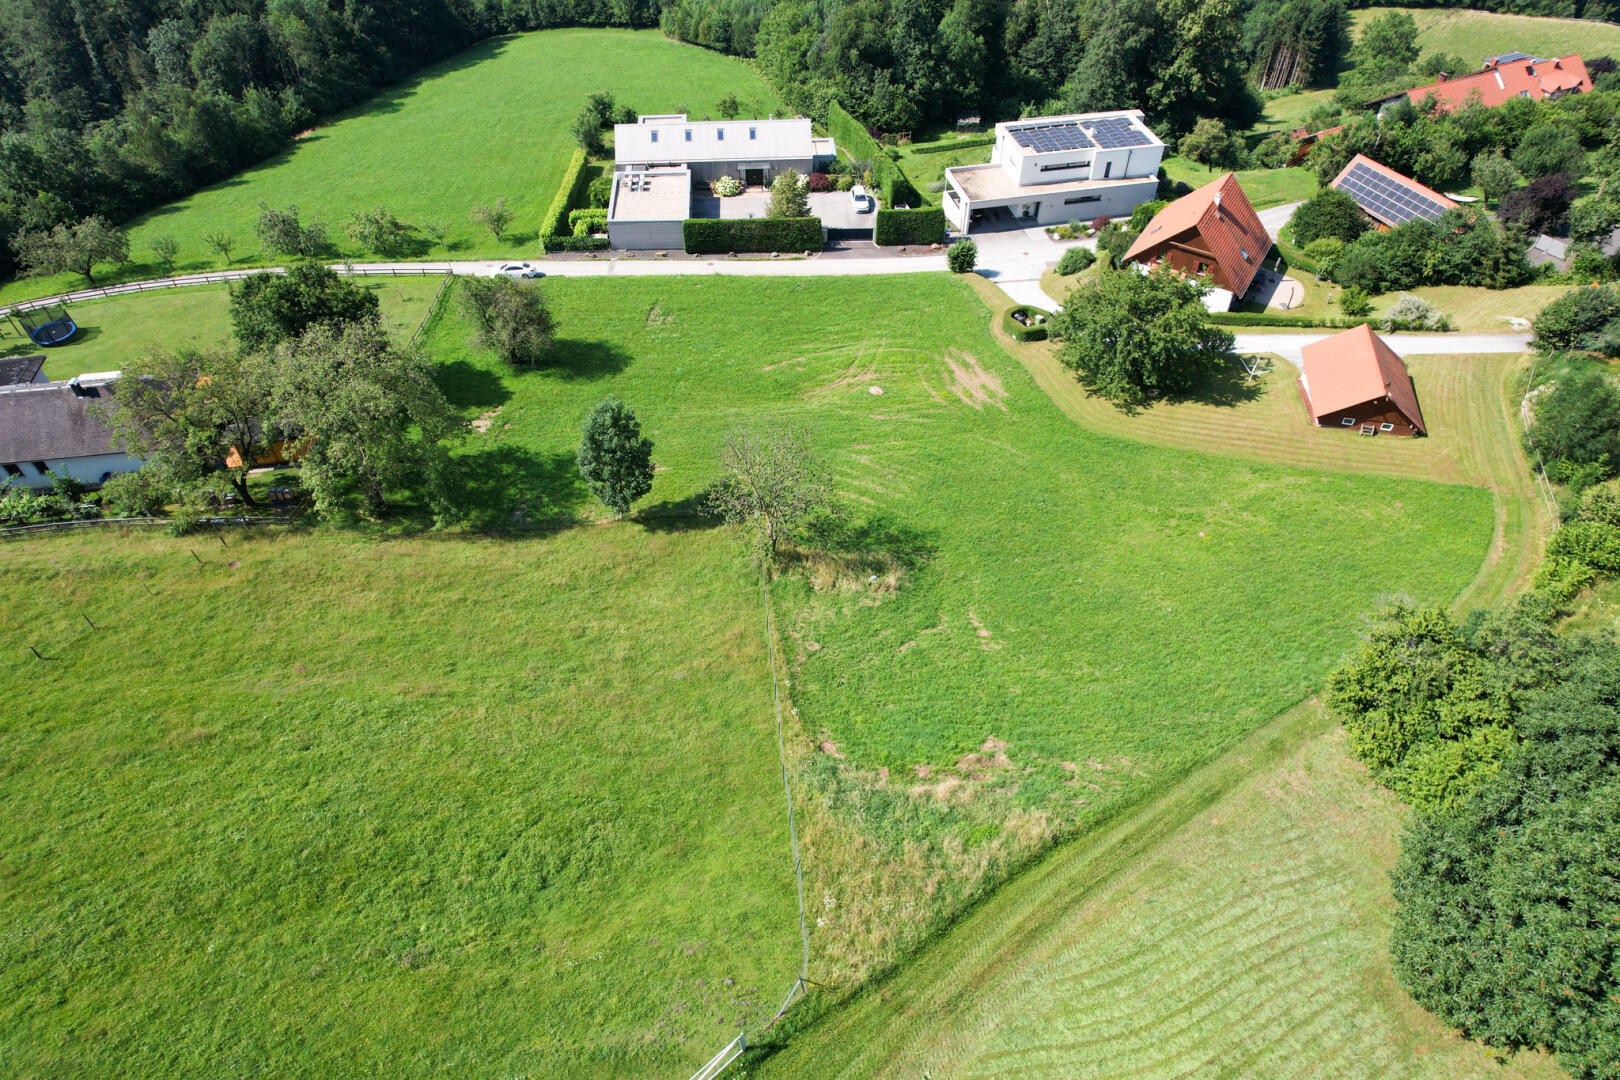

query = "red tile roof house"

[
  {"left": 1368, "top": 53, "right": 1592, "bottom": 115},
  {"left": 1329, "top": 153, "right": 1459, "bottom": 231},
  {"left": 1122, "top": 173, "right": 1273, "bottom": 309},
  {"left": 1298, "top": 324, "right": 1428, "bottom": 436}
]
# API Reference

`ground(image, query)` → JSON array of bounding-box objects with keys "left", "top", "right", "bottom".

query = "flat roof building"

[
  {"left": 943, "top": 111, "right": 1164, "bottom": 234},
  {"left": 612, "top": 114, "right": 833, "bottom": 186}
]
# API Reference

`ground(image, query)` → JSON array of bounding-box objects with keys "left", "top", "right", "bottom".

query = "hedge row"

[
  {"left": 540, "top": 148, "right": 594, "bottom": 253},
  {"left": 908, "top": 136, "right": 996, "bottom": 156},
  {"left": 545, "top": 233, "right": 609, "bottom": 252},
  {"left": 1001, "top": 305, "right": 1051, "bottom": 343},
  {"left": 569, "top": 208, "right": 608, "bottom": 233},
  {"left": 874, "top": 207, "right": 946, "bottom": 246},
  {"left": 682, "top": 217, "right": 823, "bottom": 254},
  {"left": 828, "top": 100, "right": 921, "bottom": 209},
  {"left": 1207, "top": 311, "right": 1366, "bottom": 328}
]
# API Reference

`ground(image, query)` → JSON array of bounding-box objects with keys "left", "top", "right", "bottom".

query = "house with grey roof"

[
  {"left": 0, "top": 372, "right": 142, "bottom": 490},
  {"left": 0, "top": 354, "right": 46, "bottom": 387}
]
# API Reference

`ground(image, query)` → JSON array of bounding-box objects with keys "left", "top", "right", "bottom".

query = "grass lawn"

[
  {"left": 747, "top": 703, "right": 1566, "bottom": 1080},
  {"left": 3, "top": 273, "right": 1505, "bottom": 1074},
  {"left": 1370, "top": 283, "right": 1574, "bottom": 334},
  {"left": 0, "top": 29, "right": 778, "bottom": 307},
  {"left": 0, "top": 525, "right": 800, "bottom": 1080},
  {"left": 891, "top": 137, "right": 995, "bottom": 205},
  {"left": 1251, "top": 87, "right": 1339, "bottom": 135},
  {"left": 1349, "top": 6, "right": 1620, "bottom": 65},
  {"left": 1162, "top": 155, "right": 1319, "bottom": 208},
  {"left": 2, "top": 277, "right": 446, "bottom": 380}
]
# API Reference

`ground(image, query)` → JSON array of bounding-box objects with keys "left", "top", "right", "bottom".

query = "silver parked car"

[{"left": 494, "top": 262, "right": 544, "bottom": 279}]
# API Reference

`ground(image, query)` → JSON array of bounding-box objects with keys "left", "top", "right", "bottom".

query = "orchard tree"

[
  {"left": 204, "top": 231, "right": 236, "bottom": 264},
  {"left": 254, "top": 203, "right": 327, "bottom": 257},
  {"left": 458, "top": 277, "right": 556, "bottom": 367},
  {"left": 470, "top": 198, "right": 514, "bottom": 241},
  {"left": 706, "top": 422, "right": 833, "bottom": 566},
  {"left": 13, "top": 215, "right": 129, "bottom": 282},
  {"left": 346, "top": 207, "right": 417, "bottom": 256},
  {"left": 95, "top": 346, "right": 273, "bottom": 506},
  {"left": 149, "top": 234, "right": 180, "bottom": 274},
  {"left": 230, "top": 263, "right": 380, "bottom": 350},
  {"left": 1053, "top": 266, "right": 1234, "bottom": 408},
  {"left": 266, "top": 321, "right": 465, "bottom": 519},
  {"left": 577, "top": 398, "right": 655, "bottom": 517},
  {"left": 1177, "top": 118, "right": 1245, "bottom": 169}
]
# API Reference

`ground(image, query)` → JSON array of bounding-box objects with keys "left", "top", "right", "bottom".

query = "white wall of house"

[{"left": 2, "top": 453, "right": 143, "bottom": 491}]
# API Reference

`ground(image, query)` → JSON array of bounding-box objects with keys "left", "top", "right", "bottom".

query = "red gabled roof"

[
  {"left": 1392, "top": 54, "right": 1591, "bottom": 111},
  {"left": 1122, "top": 172, "right": 1271, "bottom": 297},
  {"left": 1299, "top": 323, "right": 1427, "bottom": 434},
  {"left": 1329, "top": 154, "right": 1459, "bottom": 229}
]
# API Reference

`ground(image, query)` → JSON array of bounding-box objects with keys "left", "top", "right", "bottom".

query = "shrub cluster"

[
  {"left": 1056, "top": 246, "right": 1095, "bottom": 275},
  {"left": 873, "top": 207, "right": 945, "bottom": 246},
  {"left": 1288, "top": 189, "right": 1366, "bottom": 247},
  {"left": 1333, "top": 208, "right": 1528, "bottom": 295},
  {"left": 681, "top": 218, "right": 822, "bottom": 254},
  {"left": 1531, "top": 285, "right": 1620, "bottom": 355},
  {"left": 945, "top": 239, "right": 977, "bottom": 273},
  {"left": 1207, "top": 311, "right": 1365, "bottom": 328},
  {"left": 828, "top": 101, "right": 922, "bottom": 208}
]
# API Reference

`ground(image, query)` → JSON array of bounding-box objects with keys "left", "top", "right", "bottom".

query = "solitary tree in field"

[
  {"left": 458, "top": 276, "right": 555, "bottom": 367},
  {"left": 1053, "top": 266, "right": 1235, "bottom": 409},
  {"left": 13, "top": 216, "right": 130, "bottom": 282},
  {"left": 421, "top": 220, "right": 448, "bottom": 251},
  {"left": 346, "top": 207, "right": 417, "bottom": 256},
  {"left": 150, "top": 234, "right": 180, "bottom": 274},
  {"left": 254, "top": 203, "right": 327, "bottom": 257},
  {"left": 767, "top": 170, "right": 809, "bottom": 218},
  {"left": 204, "top": 231, "right": 236, "bottom": 264},
  {"left": 470, "top": 198, "right": 514, "bottom": 242},
  {"left": 706, "top": 422, "right": 832, "bottom": 566},
  {"left": 577, "top": 398, "right": 655, "bottom": 517}
]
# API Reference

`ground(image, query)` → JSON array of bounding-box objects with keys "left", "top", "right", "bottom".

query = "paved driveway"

[
  {"left": 968, "top": 224, "right": 1086, "bottom": 310},
  {"left": 1236, "top": 331, "right": 1532, "bottom": 368}
]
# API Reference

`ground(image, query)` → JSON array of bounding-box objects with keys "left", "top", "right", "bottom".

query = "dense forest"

[{"left": 0, "top": 0, "right": 662, "bottom": 277}]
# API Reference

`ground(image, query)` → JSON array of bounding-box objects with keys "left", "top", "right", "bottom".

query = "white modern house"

[
  {"left": 607, "top": 114, "right": 837, "bottom": 250},
  {"left": 0, "top": 371, "right": 142, "bottom": 490},
  {"left": 943, "top": 111, "right": 1164, "bottom": 234}
]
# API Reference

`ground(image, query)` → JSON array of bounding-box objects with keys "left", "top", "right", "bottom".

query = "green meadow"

[
  {"left": 1, "top": 274, "right": 1499, "bottom": 1076},
  {"left": 0, "top": 29, "right": 780, "bottom": 306}
]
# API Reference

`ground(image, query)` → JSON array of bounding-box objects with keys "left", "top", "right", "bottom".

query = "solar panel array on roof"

[
  {"left": 1080, "top": 116, "right": 1152, "bottom": 149},
  {"left": 1008, "top": 122, "right": 1095, "bottom": 152},
  {"left": 1335, "top": 161, "right": 1450, "bottom": 226}
]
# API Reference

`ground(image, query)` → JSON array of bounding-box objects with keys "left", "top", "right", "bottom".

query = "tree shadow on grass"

[
  {"left": 539, "top": 338, "right": 633, "bottom": 381},
  {"left": 435, "top": 360, "right": 512, "bottom": 409},
  {"left": 1162, "top": 355, "right": 1266, "bottom": 409},
  {"left": 636, "top": 490, "right": 723, "bottom": 533},
  {"left": 451, "top": 445, "right": 587, "bottom": 531}
]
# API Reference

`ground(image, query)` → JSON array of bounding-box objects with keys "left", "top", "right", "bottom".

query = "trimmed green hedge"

[
  {"left": 829, "top": 100, "right": 921, "bottom": 209},
  {"left": 569, "top": 208, "right": 608, "bottom": 234},
  {"left": 540, "top": 148, "right": 595, "bottom": 253},
  {"left": 682, "top": 217, "right": 823, "bottom": 254},
  {"left": 908, "top": 136, "right": 996, "bottom": 156},
  {"left": 544, "top": 233, "right": 609, "bottom": 252},
  {"left": 1208, "top": 311, "right": 1364, "bottom": 328},
  {"left": 1002, "top": 305, "right": 1051, "bottom": 342},
  {"left": 874, "top": 207, "right": 945, "bottom": 246}
]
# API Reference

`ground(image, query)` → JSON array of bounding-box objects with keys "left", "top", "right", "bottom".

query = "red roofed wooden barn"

[
  {"left": 1299, "top": 324, "right": 1428, "bottom": 436},
  {"left": 1122, "top": 173, "right": 1271, "bottom": 299}
]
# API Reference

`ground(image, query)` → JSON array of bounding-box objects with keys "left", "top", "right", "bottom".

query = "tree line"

[{"left": 0, "top": 0, "right": 661, "bottom": 279}]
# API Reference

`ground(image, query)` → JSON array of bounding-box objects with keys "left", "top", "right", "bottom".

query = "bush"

[
  {"left": 873, "top": 207, "right": 945, "bottom": 246},
  {"left": 568, "top": 209, "right": 608, "bottom": 236},
  {"left": 1530, "top": 284, "right": 1620, "bottom": 352},
  {"left": 1381, "top": 293, "right": 1451, "bottom": 332},
  {"left": 588, "top": 175, "right": 613, "bottom": 209},
  {"left": 1527, "top": 369, "right": 1620, "bottom": 478},
  {"left": 1303, "top": 237, "right": 1345, "bottom": 275},
  {"left": 98, "top": 469, "right": 171, "bottom": 516},
  {"left": 1001, "top": 305, "right": 1050, "bottom": 342},
  {"left": 1251, "top": 132, "right": 1299, "bottom": 169},
  {"left": 806, "top": 172, "right": 832, "bottom": 193},
  {"left": 49, "top": 471, "right": 88, "bottom": 502},
  {"left": 539, "top": 149, "right": 593, "bottom": 248},
  {"left": 681, "top": 218, "right": 822, "bottom": 254},
  {"left": 711, "top": 175, "right": 744, "bottom": 197},
  {"left": 1339, "top": 285, "right": 1372, "bottom": 317},
  {"left": 1290, "top": 189, "right": 1367, "bottom": 246},
  {"left": 1095, "top": 222, "right": 1131, "bottom": 265},
  {"left": 1545, "top": 518, "right": 1620, "bottom": 575},
  {"left": 946, "top": 239, "right": 977, "bottom": 273},
  {"left": 1207, "top": 311, "right": 1364, "bottom": 328},
  {"left": 1500, "top": 171, "right": 1574, "bottom": 235},
  {"left": 1057, "top": 246, "right": 1095, "bottom": 275},
  {"left": 1090, "top": 215, "right": 1112, "bottom": 232},
  {"left": 767, "top": 169, "right": 809, "bottom": 218},
  {"left": 1177, "top": 118, "right": 1248, "bottom": 169}
]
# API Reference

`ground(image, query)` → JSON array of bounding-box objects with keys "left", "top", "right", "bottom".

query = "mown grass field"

[
  {"left": 1349, "top": 6, "right": 1620, "bottom": 66},
  {"left": 2, "top": 277, "right": 445, "bottom": 380},
  {"left": 747, "top": 703, "right": 1566, "bottom": 1080},
  {"left": 3, "top": 273, "right": 1503, "bottom": 1076},
  {"left": 0, "top": 29, "right": 779, "bottom": 306},
  {"left": 1162, "top": 156, "right": 1318, "bottom": 208},
  {"left": 0, "top": 526, "right": 799, "bottom": 1080}
]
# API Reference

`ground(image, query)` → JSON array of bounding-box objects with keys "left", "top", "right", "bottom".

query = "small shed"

[{"left": 1299, "top": 324, "right": 1427, "bottom": 436}]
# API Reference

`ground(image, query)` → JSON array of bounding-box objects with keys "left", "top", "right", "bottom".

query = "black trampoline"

[{"left": 16, "top": 303, "right": 78, "bottom": 347}]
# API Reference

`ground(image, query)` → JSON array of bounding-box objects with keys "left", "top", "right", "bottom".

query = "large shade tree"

[{"left": 230, "top": 263, "right": 381, "bottom": 350}]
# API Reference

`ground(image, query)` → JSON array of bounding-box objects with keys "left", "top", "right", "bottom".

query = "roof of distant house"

[
  {"left": 0, "top": 354, "right": 45, "bottom": 386},
  {"left": 614, "top": 115, "right": 818, "bottom": 165},
  {"left": 0, "top": 376, "right": 122, "bottom": 463},
  {"left": 1379, "top": 54, "right": 1591, "bottom": 111},
  {"left": 1122, "top": 172, "right": 1271, "bottom": 297},
  {"left": 1300, "top": 323, "right": 1427, "bottom": 434},
  {"left": 1330, "top": 154, "right": 1459, "bottom": 229}
]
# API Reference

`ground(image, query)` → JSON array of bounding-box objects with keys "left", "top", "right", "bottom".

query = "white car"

[
  {"left": 494, "top": 262, "right": 544, "bottom": 279},
  {"left": 850, "top": 184, "right": 875, "bottom": 214}
]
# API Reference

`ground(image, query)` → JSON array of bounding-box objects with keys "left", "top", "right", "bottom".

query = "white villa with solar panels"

[{"left": 943, "top": 111, "right": 1165, "bottom": 234}]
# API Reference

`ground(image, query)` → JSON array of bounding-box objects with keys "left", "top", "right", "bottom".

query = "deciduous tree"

[
  {"left": 13, "top": 216, "right": 129, "bottom": 282},
  {"left": 470, "top": 198, "right": 514, "bottom": 242},
  {"left": 230, "top": 263, "right": 381, "bottom": 351},
  {"left": 706, "top": 422, "right": 833, "bottom": 565},
  {"left": 767, "top": 169, "right": 809, "bottom": 218},
  {"left": 577, "top": 398, "right": 655, "bottom": 517},
  {"left": 457, "top": 277, "right": 557, "bottom": 368}
]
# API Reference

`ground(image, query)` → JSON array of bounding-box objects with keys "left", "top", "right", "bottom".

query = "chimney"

[
  {"left": 69, "top": 376, "right": 84, "bottom": 397},
  {"left": 1213, "top": 190, "right": 1222, "bottom": 214},
  {"left": 1436, "top": 72, "right": 1449, "bottom": 82}
]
